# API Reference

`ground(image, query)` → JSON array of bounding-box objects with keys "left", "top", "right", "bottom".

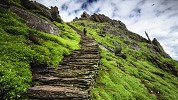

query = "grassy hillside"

[
  {"left": 71, "top": 20, "right": 178, "bottom": 100},
  {"left": 1, "top": 0, "right": 178, "bottom": 99},
  {"left": 0, "top": 6, "right": 80, "bottom": 99}
]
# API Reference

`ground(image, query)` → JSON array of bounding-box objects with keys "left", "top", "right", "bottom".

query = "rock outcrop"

[
  {"left": 50, "top": 6, "right": 63, "bottom": 23},
  {"left": 10, "top": 6, "right": 60, "bottom": 35},
  {"left": 74, "top": 12, "right": 127, "bottom": 29},
  {"left": 80, "top": 11, "right": 90, "bottom": 19},
  {"left": 21, "top": 0, "right": 63, "bottom": 23},
  {"left": 151, "top": 38, "right": 171, "bottom": 58},
  {"left": 27, "top": 25, "right": 100, "bottom": 99}
]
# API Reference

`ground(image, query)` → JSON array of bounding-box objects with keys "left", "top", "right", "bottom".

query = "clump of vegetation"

[
  {"left": 0, "top": 6, "right": 80, "bottom": 99},
  {"left": 1, "top": 0, "right": 22, "bottom": 7},
  {"left": 71, "top": 20, "right": 178, "bottom": 100}
]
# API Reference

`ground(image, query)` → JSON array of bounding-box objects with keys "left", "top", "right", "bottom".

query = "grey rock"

[
  {"left": 10, "top": 6, "right": 60, "bottom": 35},
  {"left": 22, "top": 0, "right": 63, "bottom": 23},
  {"left": 81, "top": 11, "right": 90, "bottom": 19}
]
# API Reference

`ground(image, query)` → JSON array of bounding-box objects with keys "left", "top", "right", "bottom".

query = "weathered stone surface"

[
  {"left": 81, "top": 11, "right": 90, "bottom": 19},
  {"left": 149, "top": 38, "right": 171, "bottom": 58},
  {"left": 152, "top": 38, "right": 164, "bottom": 52},
  {"left": 28, "top": 85, "right": 88, "bottom": 99},
  {"left": 90, "top": 13, "right": 110, "bottom": 23},
  {"left": 10, "top": 6, "right": 60, "bottom": 35},
  {"left": 75, "top": 12, "right": 127, "bottom": 29},
  {"left": 117, "top": 52, "right": 127, "bottom": 59},
  {"left": 28, "top": 34, "right": 39, "bottom": 44},
  {"left": 110, "top": 20, "right": 126, "bottom": 29},
  {"left": 50, "top": 6, "right": 63, "bottom": 23},
  {"left": 27, "top": 24, "right": 100, "bottom": 99},
  {"left": 127, "top": 31, "right": 148, "bottom": 42},
  {"left": 114, "top": 46, "right": 122, "bottom": 55},
  {"left": 73, "top": 17, "right": 79, "bottom": 21},
  {"left": 147, "top": 55, "right": 178, "bottom": 76},
  {"left": 129, "top": 42, "right": 141, "bottom": 50},
  {"left": 22, "top": 0, "right": 63, "bottom": 23}
]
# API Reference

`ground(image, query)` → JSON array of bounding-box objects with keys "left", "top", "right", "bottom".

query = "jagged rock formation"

[
  {"left": 76, "top": 12, "right": 171, "bottom": 59},
  {"left": 21, "top": 0, "right": 63, "bottom": 23},
  {"left": 74, "top": 12, "right": 127, "bottom": 29},
  {"left": 10, "top": 6, "right": 60, "bottom": 35},
  {"left": 80, "top": 11, "right": 90, "bottom": 19},
  {"left": 27, "top": 25, "right": 100, "bottom": 99},
  {"left": 152, "top": 38, "right": 170, "bottom": 58}
]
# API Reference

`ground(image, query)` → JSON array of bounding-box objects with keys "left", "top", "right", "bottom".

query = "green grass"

[
  {"left": 71, "top": 20, "right": 178, "bottom": 100},
  {"left": 1, "top": 4, "right": 178, "bottom": 99},
  {"left": 0, "top": 7, "right": 80, "bottom": 99},
  {"left": 2, "top": 0, "right": 22, "bottom": 7}
]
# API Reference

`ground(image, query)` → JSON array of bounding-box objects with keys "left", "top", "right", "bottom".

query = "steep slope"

[
  {"left": 0, "top": 1, "right": 80, "bottom": 99},
  {"left": 71, "top": 13, "right": 178, "bottom": 100},
  {"left": 1, "top": 0, "right": 178, "bottom": 100},
  {"left": 27, "top": 24, "right": 100, "bottom": 99}
]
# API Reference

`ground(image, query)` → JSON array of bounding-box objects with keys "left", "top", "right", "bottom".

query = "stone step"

[
  {"left": 58, "top": 65, "right": 98, "bottom": 70},
  {"left": 81, "top": 48, "right": 98, "bottom": 52},
  {"left": 68, "top": 54, "right": 99, "bottom": 59},
  {"left": 72, "top": 50, "right": 99, "bottom": 54},
  {"left": 48, "top": 64, "right": 98, "bottom": 70},
  {"left": 62, "top": 58, "right": 99, "bottom": 63},
  {"left": 51, "top": 69, "right": 96, "bottom": 78},
  {"left": 63, "top": 51, "right": 99, "bottom": 59},
  {"left": 81, "top": 37, "right": 95, "bottom": 40},
  {"left": 32, "top": 69, "right": 57, "bottom": 75},
  {"left": 81, "top": 43, "right": 98, "bottom": 47},
  {"left": 32, "top": 76, "right": 93, "bottom": 89},
  {"left": 60, "top": 61, "right": 98, "bottom": 66},
  {"left": 27, "top": 85, "right": 89, "bottom": 99}
]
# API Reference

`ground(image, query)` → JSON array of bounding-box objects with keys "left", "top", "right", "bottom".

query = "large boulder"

[{"left": 10, "top": 6, "right": 60, "bottom": 35}]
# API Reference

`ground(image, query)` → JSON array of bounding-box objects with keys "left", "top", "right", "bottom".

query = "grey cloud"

[
  {"left": 170, "top": 25, "right": 178, "bottom": 33},
  {"left": 129, "top": 8, "right": 141, "bottom": 18},
  {"left": 155, "top": 7, "right": 172, "bottom": 17},
  {"left": 61, "top": 3, "right": 68, "bottom": 10},
  {"left": 168, "top": 13, "right": 178, "bottom": 17}
]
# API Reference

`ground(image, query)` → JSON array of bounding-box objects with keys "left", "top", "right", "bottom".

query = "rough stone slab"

[
  {"left": 10, "top": 6, "right": 60, "bottom": 35},
  {"left": 28, "top": 85, "right": 88, "bottom": 99}
]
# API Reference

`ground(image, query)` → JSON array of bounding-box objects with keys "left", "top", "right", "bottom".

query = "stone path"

[{"left": 27, "top": 24, "right": 100, "bottom": 99}]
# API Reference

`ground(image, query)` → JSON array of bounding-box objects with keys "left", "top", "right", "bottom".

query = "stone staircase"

[{"left": 27, "top": 24, "right": 100, "bottom": 99}]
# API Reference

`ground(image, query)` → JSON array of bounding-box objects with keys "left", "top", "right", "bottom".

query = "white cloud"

[{"left": 32, "top": 0, "right": 178, "bottom": 60}]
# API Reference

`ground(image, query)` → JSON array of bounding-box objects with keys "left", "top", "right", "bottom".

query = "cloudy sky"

[{"left": 32, "top": 0, "right": 178, "bottom": 60}]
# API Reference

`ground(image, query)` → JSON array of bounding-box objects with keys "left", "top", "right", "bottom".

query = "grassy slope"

[
  {"left": 0, "top": 7, "right": 80, "bottom": 99},
  {"left": 71, "top": 20, "right": 178, "bottom": 100}
]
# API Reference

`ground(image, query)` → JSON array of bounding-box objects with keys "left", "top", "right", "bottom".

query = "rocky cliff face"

[
  {"left": 21, "top": 0, "right": 63, "bottom": 23},
  {"left": 10, "top": 6, "right": 60, "bottom": 35},
  {"left": 1, "top": 0, "right": 63, "bottom": 34}
]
